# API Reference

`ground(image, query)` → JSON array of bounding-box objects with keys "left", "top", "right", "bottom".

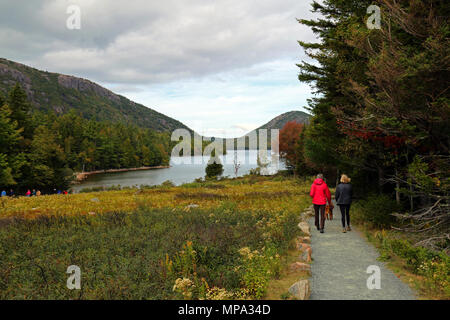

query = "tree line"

[
  {"left": 282, "top": 0, "right": 449, "bottom": 250},
  {"left": 0, "top": 84, "right": 171, "bottom": 193}
]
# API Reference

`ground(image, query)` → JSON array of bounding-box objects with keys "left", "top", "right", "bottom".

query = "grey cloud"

[{"left": 0, "top": 0, "right": 318, "bottom": 84}]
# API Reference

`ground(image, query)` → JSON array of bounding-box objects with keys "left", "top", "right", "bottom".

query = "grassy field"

[{"left": 0, "top": 175, "right": 311, "bottom": 299}]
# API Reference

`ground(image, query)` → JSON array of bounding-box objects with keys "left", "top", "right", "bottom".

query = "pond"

[{"left": 70, "top": 149, "right": 286, "bottom": 192}]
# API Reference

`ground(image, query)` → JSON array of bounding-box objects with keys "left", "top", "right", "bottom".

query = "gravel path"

[{"left": 308, "top": 201, "right": 416, "bottom": 300}]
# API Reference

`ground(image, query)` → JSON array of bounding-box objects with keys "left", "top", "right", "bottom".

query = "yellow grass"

[{"left": 0, "top": 177, "right": 312, "bottom": 220}]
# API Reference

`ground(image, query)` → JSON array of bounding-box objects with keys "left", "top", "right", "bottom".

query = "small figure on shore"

[
  {"left": 1, "top": 190, "right": 6, "bottom": 197},
  {"left": 9, "top": 189, "right": 14, "bottom": 197},
  {"left": 335, "top": 174, "right": 353, "bottom": 233},
  {"left": 57, "top": 190, "right": 62, "bottom": 194},
  {"left": 26, "top": 189, "right": 31, "bottom": 197},
  {"left": 32, "top": 189, "right": 36, "bottom": 197},
  {"left": 36, "top": 190, "right": 41, "bottom": 196},
  {"left": 63, "top": 190, "right": 68, "bottom": 195},
  {"left": 310, "top": 173, "right": 333, "bottom": 234}
]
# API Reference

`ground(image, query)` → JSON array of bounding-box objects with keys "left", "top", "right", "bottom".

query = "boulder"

[
  {"left": 90, "top": 198, "right": 100, "bottom": 203},
  {"left": 289, "top": 262, "right": 311, "bottom": 273},
  {"left": 302, "top": 208, "right": 314, "bottom": 218},
  {"left": 298, "top": 222, "right": 311, "bottom": 236},
  {"left": 298, "top": 236, "right": 311, "bottom": 243},
  {"left": 288, "top": 280, "right": 310, "bottom": 300},
  {"left": 298, "top": 247, "right": 312, "bottom": 262},
  {"left": 296, "top": 242, "right": 311, "bottom": 252}
]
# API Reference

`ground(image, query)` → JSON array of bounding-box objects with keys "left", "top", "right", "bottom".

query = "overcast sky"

[{"left": 0, "top": 0, "right": 319, "bottom": 137}]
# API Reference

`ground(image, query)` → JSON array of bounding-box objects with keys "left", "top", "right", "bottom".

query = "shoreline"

[{"left": 73, "top": 165, "right": 171, "bottom": 183}]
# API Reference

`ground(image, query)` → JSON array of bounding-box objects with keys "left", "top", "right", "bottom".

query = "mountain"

[
  {"left": 247, "top": 110, "right": 310, "bottom": 135},
  {"left": 224, "top": 110, "right": 311, "bottom": 149},
  {"left": 0, "top": 58, "right": 190, "bottom": 132}
]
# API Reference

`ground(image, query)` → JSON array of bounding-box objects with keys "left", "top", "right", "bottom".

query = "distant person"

[
  {"left": 32, "top": 189, "right": 36, "bottom": 196},
  {"left": 57, "top": 190, "right": 62, "bottom": 194},
  {"left": 335, "top": 174, "right": 353, "bottom": 233},
  {"left": 1, "top": 190, "right": 6, "bottom": 197},
  {"left": 36, "top": 190, "right": 41, "bottom": 196},
  {"left": 26, "top": 189, "right": 31, "bottom": 197},
  {"left": 9, "top": 189, "right": 14, "bottom": 197},
  {"left": 53, "top": 188, "right": 57, "bottom": 194},
  {"left": 310, "top": 173, "right": 333, "bottom": 233},
  {"left": 63, "top": 190, "right": 68, "bottom": 195}
]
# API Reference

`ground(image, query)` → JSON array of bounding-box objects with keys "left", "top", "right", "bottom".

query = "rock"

[
  {"left": 298, "top": 243, "right": 311, "bottom": 251},
  {"left": 88, "top": 212, "right": 96, "bottom": 215},
  {"left": 186, "top": 204, "right": 199, "bottom": 209},
  {"left": 306, "top": 210, "right": 314, "bottom": 217},
  {"left": 299, "top": 236, "right": 311, "bottom": 243},
  {"left": 58, "top": 74, "right": 120, "bottom": 102},
  {"left": 303, "top": 207, "right": 314, "bottom": 217},
  {"left": 299, "top": 251, "right": 309, "bottom": 262},
  {"left": 298, "top": 222, "right": 311, "bottom": 236},
  {"left": 288, "top": 280, "right": 311, "bottom": 300},
  {"left": 295, "top": 239, "right": 311, "bottom": 250},
  {"left": 90, "top": 198, "right": 100, "bottom": 203},
  {"left": 289, "top": 262, "right": 311, "bottom": 273},
  {"left": 298, "top": 247, "right": 312, "bottom": 262}
]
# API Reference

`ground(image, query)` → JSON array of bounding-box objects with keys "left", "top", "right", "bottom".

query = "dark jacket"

[{"left": 335, "top": 183, "right": 353, "bottom": 205}]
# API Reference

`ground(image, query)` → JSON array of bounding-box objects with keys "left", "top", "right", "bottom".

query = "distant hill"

[
  {"left": 247, "top": 110, "right": 310, "bottom": 135},
  {"left": 225, "top": 110, "right": 311, "bottom": 149},
  {"left": 0, "top": 58, "right": 190, "bottom": 132}
]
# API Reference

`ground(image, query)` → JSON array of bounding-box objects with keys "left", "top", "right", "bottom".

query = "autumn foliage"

[{"left": 279, "top": 121, "right": 304, "bottom": 170}]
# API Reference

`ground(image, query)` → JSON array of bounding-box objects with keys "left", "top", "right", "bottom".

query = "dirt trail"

[{"left": 308, "top": 201, "right": 416, "bottom": 300}]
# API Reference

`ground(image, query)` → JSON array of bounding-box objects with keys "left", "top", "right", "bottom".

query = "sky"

[{"left": 0, "top": 0, "right": 319, "bottom": 138}]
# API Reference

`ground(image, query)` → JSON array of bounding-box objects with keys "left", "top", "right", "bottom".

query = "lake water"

[{"left": 71, "top": 150, "right": 285, "bottom": 192}]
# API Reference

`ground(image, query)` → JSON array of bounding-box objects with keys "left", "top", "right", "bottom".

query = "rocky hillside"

[
  {"left": 224, "top": 111, "right": 311, "bottom": 149},
  {"left": 250, "top": 110, "right": 310, "bottom": 134},
  {"left": 0, "top": 58, "right": 190, "bottom": 132},
  {"left": 225, "top": 110, "right": 310, "bottom": 149}
]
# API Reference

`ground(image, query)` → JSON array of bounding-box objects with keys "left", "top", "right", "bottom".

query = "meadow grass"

[{"left": 0, "top": 176, "right": 311, "bottom": 299}]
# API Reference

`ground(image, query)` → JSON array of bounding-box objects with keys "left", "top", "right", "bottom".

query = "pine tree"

[
  {"left": 0, "top": 105, "right": 24, "bottom": 187},
  {"left": 205, "top": 150, "right": 224, "bottom": 179},
  {"left": 7, "top": 83, "right": 32, "bottom": 139}
]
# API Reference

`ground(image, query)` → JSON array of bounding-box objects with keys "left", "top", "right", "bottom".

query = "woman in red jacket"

[{"left": 310, "top": 173, "right": 333, "bottom": 233}]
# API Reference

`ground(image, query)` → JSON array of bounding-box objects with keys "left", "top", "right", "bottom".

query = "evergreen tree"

[
  {"left": 205, "top": 150, "right": 224, "bottom": 178},
  {"left": 7, "top": 83, "right": 33, "bottom": 139},
  {"left": 0, "top": 105, "right": 24, "bottom": 187},
  {"left": 297, "top": 0, "right": 450, "bottom": 248}
]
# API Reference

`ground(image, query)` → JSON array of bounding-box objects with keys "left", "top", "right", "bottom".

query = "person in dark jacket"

[
  {"left": 335, "top": 174, "right": 353, "bottom": 233},
  {"left": 310, "top": 173, "right": 333, "bottom": 233}
]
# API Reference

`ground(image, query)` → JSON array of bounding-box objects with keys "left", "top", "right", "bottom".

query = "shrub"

[
  {"left": 352, "top": 194, "right": 401, "bottom": 228},
  {"left": 371, "top": 230, "right": 450, "bottom": 297},
  {"left": 160, "top": 180, "right": 175, "bottom": 187},
  {"left": 205, "top": 161, "right": 224, "bottom": 179}
]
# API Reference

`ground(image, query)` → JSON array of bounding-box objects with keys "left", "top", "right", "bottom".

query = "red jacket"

[{"left": 310, "top": 178, "right": 331, "bottom": 205}]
